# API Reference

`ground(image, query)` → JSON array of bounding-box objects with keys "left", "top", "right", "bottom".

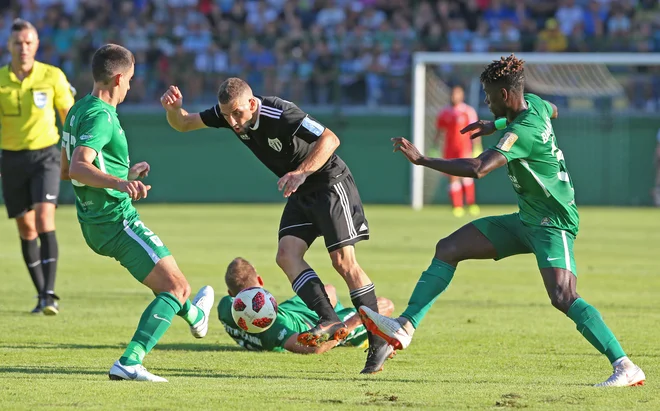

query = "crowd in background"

[{"left": 0, "top": 0, "right": 659, "bottom": 108}]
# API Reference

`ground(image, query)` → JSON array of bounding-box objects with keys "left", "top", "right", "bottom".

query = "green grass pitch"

[{"left": 0, "top": 204, "right": 658, "bottom": 410}]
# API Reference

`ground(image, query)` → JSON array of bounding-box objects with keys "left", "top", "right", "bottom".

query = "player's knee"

[
  {"left": 275, "top": 247, "right": 299, "bottom": 270},
  {"left": 330, "top": 251, "right": 357, "bottom": 277},
  {"left": 16, "top": 220, "right": 37, "bottom": 240},
  {"left": 35, "top": 214, "right": 54, "bottom": 233},
  {"left": 377, "top": 297, "right": 395, "bottom": 316},
  {"left": 434, "top": 237, "right": 460, "bottom": 263},
  {"left": 549, "top": 288, "right": 576, "bottom": 313},
  {"left": 169, "top": 279, "right": 191, "bottom": 303}
]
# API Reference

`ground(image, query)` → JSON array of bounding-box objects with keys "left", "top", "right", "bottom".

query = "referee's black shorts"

[
  {"left": 1, "top": 144, "right": 61, "bottom": 218},
  {"left": 278, "top": 174, "right": 370, "bottom": 252}
]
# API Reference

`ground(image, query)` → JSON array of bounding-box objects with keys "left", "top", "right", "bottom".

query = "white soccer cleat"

[
  {"left": 190, "top": 285, "right": 214, "bottom": 339},
  {"left": 359, "top": 306, "right": 412, "bottom": 350},
  {"left": 108, "top": 360, "right": 168, "bottom": 382},
  {"left": 594, "top": 358, "right": 645, "bottom": 387}
]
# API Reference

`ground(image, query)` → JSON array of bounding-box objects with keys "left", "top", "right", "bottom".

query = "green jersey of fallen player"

[
  {"left": 61, "top": 94, "right": 131, "bottom": 224},
  {"left": 491, "top": 93, "right": 579, "bottom": 235},
  {"left": 218, "top": 295, "right": 366, "bottom": 352}
]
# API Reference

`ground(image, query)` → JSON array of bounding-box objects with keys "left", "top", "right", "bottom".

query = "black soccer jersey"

[{"left": 199, "top": 96, "right": 349, "bottom": 193}]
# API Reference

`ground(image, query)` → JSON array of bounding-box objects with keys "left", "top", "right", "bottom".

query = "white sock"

[{"left": 612, "top": 356, "right": 629, "bottom": 367}]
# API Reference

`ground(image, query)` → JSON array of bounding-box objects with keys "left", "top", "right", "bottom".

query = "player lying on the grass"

[
  {"left": 61, "top": 44, "right": 214, "bottom": 382},
  {"left": 218, "top": 257, "right": 395, "bottom": 354},
  {"left": 161, "top": 78, "right": 394, "bottom": 374},
  {"left": 360, "top": 54, "right": 646, "bottom": 387}
]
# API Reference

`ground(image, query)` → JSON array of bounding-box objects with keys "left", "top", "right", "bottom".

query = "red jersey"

[{"left": 436, "top": 103, "right": 478, "bottom": 158}]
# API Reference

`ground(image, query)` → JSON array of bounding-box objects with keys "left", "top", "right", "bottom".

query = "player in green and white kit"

[
  {"left": 218, "top": 258, "right": 394, "bottom": 354},
  {"left": 360, "top": 55, "right": 645, "bottom": 387},
  {"left": 60, "top": 44, "right": 215, "bottom": 382}
]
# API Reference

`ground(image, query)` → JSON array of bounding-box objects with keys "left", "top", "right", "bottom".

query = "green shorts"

[
  {"left": 471, "top": 213, "right": 577, "bottom": 275},
  {"left": 80, "top": 208, "right": 171, "bottom": 282}
]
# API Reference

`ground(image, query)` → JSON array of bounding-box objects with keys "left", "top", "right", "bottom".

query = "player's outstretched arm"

[
  {"left": 161, "top": 86, "right": 208, "bottom": 132},
  {"left": 69, "top": 146, "right": 151, "bottom": 201},
  {"left": 392, "top": 137, "right": 507, "bottom": 179}
]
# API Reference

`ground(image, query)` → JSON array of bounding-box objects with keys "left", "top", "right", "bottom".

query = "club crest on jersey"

[
  {"left": 33, "top": 91, "right": 47, "bottom": 109},
  {"left": 497, "top": 132, "right": 518, "bottom": 152},
  {"left": 239, "top": 134, "right": 250, "bottom": 140},
  {"left": 268, "top": 138, "right": 283, "bottom": 152}
]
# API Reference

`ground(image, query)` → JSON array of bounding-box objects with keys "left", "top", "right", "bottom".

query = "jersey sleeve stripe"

[
  {"left": 260, "top": 112, "right": 281, "bottom": 120},
  {"left": 261, "top": 106, "right": 283, "bottom": 115}
]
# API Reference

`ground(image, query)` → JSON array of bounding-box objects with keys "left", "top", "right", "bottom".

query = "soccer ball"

[{"left": 231, "top": 287, "right": 278, "bottom": 333}]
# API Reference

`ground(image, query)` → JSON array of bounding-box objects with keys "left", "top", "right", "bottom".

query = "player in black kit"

[{"left": 161, "top": 78, "right": 393, "bottom": 374}]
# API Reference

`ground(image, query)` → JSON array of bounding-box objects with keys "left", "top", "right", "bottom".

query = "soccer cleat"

[
  {"left": 109, "top": 360, "right": 168, "bottom": 382},
  {"left": 359, "top": 306, "right": 412, "bottom": 350},
  {"left": 31, "top": 295, "right": 45, "bottom": 314},
  {"left": 360, "top": 340, "right": 395, "bottom": 374},
  {"left": 594, "top": 358, "right": 645, "bottom": 387},
  {"left": 297, "top": 320, "right": 349, "bottom": 347},
  {"left": 452, "top": 207, "right": 466, "bottom": 218},
  {"left": 42, "top": 293, "right": 60, "bottom": 316},
  {"left": 190, "top": 285, "right": 214, "bottom": 339},
  {"left": 468, "top": 204, "right": 481, "bottom": 216}
]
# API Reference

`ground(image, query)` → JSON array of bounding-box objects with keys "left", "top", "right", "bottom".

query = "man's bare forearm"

[
  {"left": 69, "top": 161, "right": 122, "bottom": 190},
  {"left": 295, "top": 132, "right": 339, "bottom": 175},
  {"left": 166, "top": 107, "right": 191, "bottom": 132}
]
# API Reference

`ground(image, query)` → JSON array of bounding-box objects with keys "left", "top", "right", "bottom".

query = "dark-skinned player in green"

[{"left": 360, "top": 55, "right": 645, "bottom": 387}]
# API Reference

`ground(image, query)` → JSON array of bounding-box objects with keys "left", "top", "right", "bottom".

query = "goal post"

[{"left": 410, "top": 52, "right": 660, "bottom": 210}]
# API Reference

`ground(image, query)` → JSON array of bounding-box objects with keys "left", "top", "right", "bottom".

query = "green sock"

[
  {"left": 119, "top": 292, "right": 182, "bottom": 366},
  {"left": 566, "top": 298, "right": 626, "bottom": 363},
  {"left": 401, "top": 258, "right": 456, "bottom": 328},
  {"left": 177, "top": 299, "right": 204, "bottom": 326}
]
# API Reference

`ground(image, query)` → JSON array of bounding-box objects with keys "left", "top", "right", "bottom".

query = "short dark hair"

[
  {"left": 225, "top": 257, "right": 258, "bottom": 295},
  {"left": 91, "top": 44, "right": 135, "bottom": 84},
  {"left": 217, "top": 78, "right": 252, "bottom": 104},
  {"left": 480, "top": 54, "right": 525, "bottom": 92},
  {"left": 11, "top": 18, "right": 36, "bottom": 34}
]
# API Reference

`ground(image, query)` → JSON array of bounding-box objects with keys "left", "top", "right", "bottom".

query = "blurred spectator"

[
  {"left": 0, "top": 0, "right": 655, "bottom": 107},
  {"left": 537, "top": 18, "right": 568, "bottom": 51}
]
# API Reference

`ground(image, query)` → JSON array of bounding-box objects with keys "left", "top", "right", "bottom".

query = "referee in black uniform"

[
  {"left": 161, "top": 78, "right": 393, "bottom": 374},
  {"left": 0, "top": 20, "right": 74, "bottom": 314}
]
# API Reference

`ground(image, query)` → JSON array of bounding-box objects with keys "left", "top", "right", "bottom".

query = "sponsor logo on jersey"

[
  {"left": 277, "top": 328, "right": 288, "bottom": 341},
  {"left": 239, "top": 134, "right": 250, "bottom": 140},
  {"left": 221, "top": 321, "right": 263, "bottom": 347},
  {"left": 69, "top": 115, "right": 75, "bottom": 126},
  {"left": 79, "top": 134, "right": 92, "bottom": 141},
  {"left": 301, "top": 116, "right": 324, "bottom": 137},
  {"left": 541, "top": 217, "right": 551, "bottom": 226},
  {"left": 33, "top": 91, "right": 47, "bottom": 109},
  {"left": 268, "top": 138, "right": 283, "bottom": 152},
  {"left": 497, "top": 132, "right": 518, "bottom": 152}
]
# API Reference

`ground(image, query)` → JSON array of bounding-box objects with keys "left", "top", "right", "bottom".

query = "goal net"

[{"left": 411, "top": 52, "right": 660, "bottom": 209}]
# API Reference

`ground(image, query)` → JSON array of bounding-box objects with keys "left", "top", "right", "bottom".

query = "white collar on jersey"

[{"left": 250, "top": 97, "right": 262, "bottom": 131}]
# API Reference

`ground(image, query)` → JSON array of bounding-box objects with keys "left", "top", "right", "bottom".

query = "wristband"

[{"left": 494, "top": 118, "right": 508, "bottom": 130}]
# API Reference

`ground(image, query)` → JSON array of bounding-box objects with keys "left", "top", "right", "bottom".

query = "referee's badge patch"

[
  {"left": 33, "top": 91, "right": 47, "bottom": 109},
  {"left": 497, "top": 132, "right": 518, "bottom": 152},
  {"left": 268, "top": 138, "right": 283, "bottom": 152}
]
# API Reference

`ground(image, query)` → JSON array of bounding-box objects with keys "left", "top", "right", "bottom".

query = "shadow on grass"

[
  {"left": 155, "top": 343, "right": 245, "bottom": 352},
  {"left": 0, "top": 342, "right": 243, "bottom": 352},
  {"left": 0, "top": 366, "right": 105, "bottom": 376}
]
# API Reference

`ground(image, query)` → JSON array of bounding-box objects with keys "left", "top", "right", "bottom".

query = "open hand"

[
  {"left": 128, "top": 161, "right": 150, "bottom": 180},
  {"left": 116, "top": 180, "right": 151, "bottom": 201},
  {"left": 460, "top": 120, "right": 496, "bottom": 139},
  {"left": 278, "top": 171, "right": 308, "bottom": 198},
  {"left": 160, "top": 86, "right": 183, "bottom": 111},
  {"left": 392, "top": 137, "right": 424, "bottom": 165}
]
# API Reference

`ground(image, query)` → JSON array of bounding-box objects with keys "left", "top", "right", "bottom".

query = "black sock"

[
  {"left": 292, "top": 269, "right": 340, "bottom": 323},
  {"left": 350, "top": 283, "right": 386, "bottom": 348},
  {"left": 21, "top": 238, "right": 45, "bottom": 295},
  {"left": 38, "top": 231, "right": 58, "bottom": 295}
]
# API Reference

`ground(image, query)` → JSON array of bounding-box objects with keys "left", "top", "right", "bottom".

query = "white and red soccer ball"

[{"left": 231, "top": 287, "right": 278, "bottom": 333}]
